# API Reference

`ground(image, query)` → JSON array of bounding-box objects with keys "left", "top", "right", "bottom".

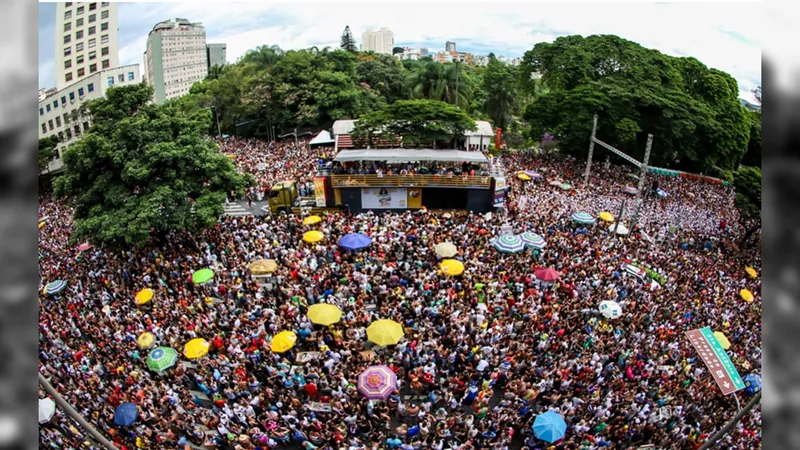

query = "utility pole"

[
  {"left": 698, "top": 392, "right": 761, "bottom": 450},
  {"left": 294, "top": 128, "right": 299, "bottom": 148},
  {"left": 632, "top": 134, "right": 653, "bottom": 227},
  {"left": 39, "top": 373, "right": 119, "bottom": 450},
  {"left": 613, "top": 199, "right": 626, "bottom": 235},
  {"left": 583, "top": 114, "right": 598, "bottom": 185}
]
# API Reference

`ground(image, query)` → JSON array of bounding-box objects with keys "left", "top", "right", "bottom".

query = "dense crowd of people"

[{"left": 39, "top": 139, "right": 761, "bottom": 450}]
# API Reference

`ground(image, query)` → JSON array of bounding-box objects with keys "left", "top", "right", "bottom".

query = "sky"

[{"left": 38, "top": 2, "right": 761, "bottom": 103}]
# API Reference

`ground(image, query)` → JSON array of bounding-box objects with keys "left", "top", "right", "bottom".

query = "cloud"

[{"left": 40, "top": 2, "right": 760, "bottom": 102}]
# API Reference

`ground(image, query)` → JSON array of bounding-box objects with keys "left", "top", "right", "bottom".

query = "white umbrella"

[
  {"left": 39, "top": 398, "right": 55, "bottom": 424},
  {"left": 434, "top": 242, "right": 458, "bottom": 258},
  {"left": 609, "top": 223, "right": 629, "bottom": 235},
  {"left": 599, "top": 301, "right": 622, "bottom": 319}
]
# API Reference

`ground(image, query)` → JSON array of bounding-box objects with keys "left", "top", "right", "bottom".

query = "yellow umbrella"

[
  {"left": 367, "top": 319, "right": 405, "bottom": 346},
  {"left": 740, "top": 289, "right": 754, "bottom": 303},
  {"left": 134, "top": 288, "right": 154, "bottom": 306},
  {"left": 517, "top": 173, "right": 532, "bottom": 181},
  {"left": 598, "top": 212, "right": 615, "bottom": 223},
  {"left": 745, "top": 267, "right": 758, "bottom": 279},
  {"left": 440, "top": 259, "right": 465, "bottom": 276},
  {"left": 307, "top": 303, "right": 343, "bottom": 326},
  {"left": 713, "top": 331, "right": 731, "bottom": 350},
  {"left": 434, "top": 242, "right": 458, "bottom": 258},
  {"left": 137, "top": 332, "right": 155, "bottom": 349},
  {"left": 183, "top": 338, "right": 210, "bottom": 359},
  {"left": 303, "top": 215, "right": 322, "bottom": 225},
  {"left": 270, "top": 331, "right": 297, "bottom": 353},
  {"left": 303, "top": 230, "right": 324, "bottom": 244},
  {"left": 250, "top": 259, "right": 278, "bottom": 275},
  {"left": 39, "top": 222, "right": 46, "bottom": 230}
]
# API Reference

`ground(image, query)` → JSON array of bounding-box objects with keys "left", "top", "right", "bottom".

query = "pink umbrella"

[
  {"left": 357, "top": 365, "right": 397, "bottom": 400},
  {"left": 78, "top": 243, "right": 92, "bottom": 252},
  {"left": 534, "top": 268, "right": 560, "bottom": 282}
]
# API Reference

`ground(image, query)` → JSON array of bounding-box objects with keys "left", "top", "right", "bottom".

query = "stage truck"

[{"left": 309, "top": 148, "right": 507, "bottom": 213}]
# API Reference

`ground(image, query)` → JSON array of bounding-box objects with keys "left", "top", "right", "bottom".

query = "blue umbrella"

[
  {"left": 45, "top": 280, "right": 67, "bottom": 295},
  {"left": 533, "top": 411, "right": 567, "bottom": 443},
  {"left": 114, "top": 402, "right": 138, "bottom": 426},
  {"left": 338, "top": 233, "right": 372, "bottom": 250},
  {"left": 743, "top": 373, "right": 762, "bottom": 396}
]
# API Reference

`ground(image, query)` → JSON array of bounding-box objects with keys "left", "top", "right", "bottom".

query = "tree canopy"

[
  {"left": 54, "top": 83, "right": 251, "bottom": 248},
  {"left": 732, "top": 165, "right": 761, "bottom": 248},
  {"left": 340, "top": 26, "right": 357, "bottom": 53},
  {"left": 39, "top": 136, "right": 59, "bottom": 172},
  {"left": 521, "top": 35, "right": 751, "bottom": 175}
]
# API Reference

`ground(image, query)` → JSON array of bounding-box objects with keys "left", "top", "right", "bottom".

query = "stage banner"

[
  {"left": 314, "top": 177, "right": 327, "bottom": 207},
  {"left": 362, "top": 188, "right": 407, "bottom": 209},
  {"left": 495, "top": 128, "right": 503, "bottom": 149},
  {"left": 493, "top": 176, "right": 506, "bottom": 207},
  {"left": 407, "top": 188, "right": 422, "bottom": 209}
]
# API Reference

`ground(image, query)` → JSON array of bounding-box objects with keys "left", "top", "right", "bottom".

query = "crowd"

[{"left": 38, "top": 139, "right": 761, "bottom": 450}]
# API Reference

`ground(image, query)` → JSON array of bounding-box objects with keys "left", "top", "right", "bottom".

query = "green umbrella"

[
  {"left": 146, "top": 347, "right": 178, "bottom": 373},
  {"left": 559, "top": 183, "right": 572, "bottom": 190},
  {"left": 192, "top": 268, "right": 215, "bottom": 284}
]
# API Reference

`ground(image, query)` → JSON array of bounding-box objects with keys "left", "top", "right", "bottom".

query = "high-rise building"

[
  {"left": 360, "top": 28, "right": 394, "bottom": 55},
  {"left": 206, "top": 43, "right": 227, "bottom": 71},
  {"left": 143, "top": 18, "right": 208, "bottom": 104},
  {"left": 54, "top": 2, "right": 119, "bottom": 90},
  {"left": 445, "top": 41, "right": 456, "bottom": 52}
]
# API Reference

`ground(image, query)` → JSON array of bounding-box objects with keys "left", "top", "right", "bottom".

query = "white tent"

[{"left": 309, "top": 130, "right": 335, "bottom": 146}]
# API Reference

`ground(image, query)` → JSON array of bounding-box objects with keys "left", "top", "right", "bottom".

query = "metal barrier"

[{"left": 331, "top": 174, "right": 492, "bottom": 189}]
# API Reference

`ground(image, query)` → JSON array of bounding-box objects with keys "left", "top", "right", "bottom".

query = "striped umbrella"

[
  {"left": 524, "top": 170, "right": 542, "bottom": 179},
  {"left": 357, "top": 365, "right": 398, "bottom": 400},
  {"left": 622, "top": 186, "right": 638, "bottom": 195},
  {"left": 45, "top": 280, "right": 67, "bottom": 295},
  {"left": 520, "top": 232, "right": 546, "bottom": 249},
  {"left": 571, "top": 212, "right": 596, "bottom": 225},
  {"left": 493, "top": 235, "right": 526, "bottom": 253}
]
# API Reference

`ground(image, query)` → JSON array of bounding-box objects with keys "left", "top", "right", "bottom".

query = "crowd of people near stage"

[{"left": 39, "top": 139, "right": 761, "bottom": 450}]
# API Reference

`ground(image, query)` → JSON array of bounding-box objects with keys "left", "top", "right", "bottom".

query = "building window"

[
  {"left": 89, "top": 64, "right": 97, "bottom": 73},
  {"left": 88, "top": 38, "right": 96, "bottom": 48},
  {"left": 87, "top": 83, "right": 94, "bottom": 92},
  {"left": 83, "top": 122, "right": 90, "bottom": 132},
  {"left": 42, "top": 124, "right": 47, "bottom": 134},
  {"left": 39, "top": 108, "right": 43, "bottom": 116},
  {"left": 54, "top": 101, "right": 58, "bottom": 109},
  {"left": 128, "top": 72, "right": 134, "bottom": 81},
  {"left": 56, "top": 117, "right": 61, "bottom": 127},
  {"left": 100, "top": 22, "right": 108, "bottom": 31},
  {"left": 64, "top": 60, "right": 72, "bottom": 69},
  {"left": 77, "top": 5, "right": 84, "bottom": 15},
  {"left": 66, "top": 128, "right": 72, "bottom": 139},
  {"left": 65, "top": 2, "right": 72, "bottom": 7},
  {"left": 46, "top": 104, "right": 51, "bottom": 112},
  {"left": 64, "top": 22, "right": 71, "bottom": 32},
  {"left": 100, "top": 34, "right": 109, "bottom": 44},
  {"left": 88, "top": 26, "right": 95, "bottom": 35},
  {"left": 64, "top": 11, "right": 72, "bottom": 20},
  {"left": 74, "top": 125, "right": 81, "bottom": 136},
  {"left": 48, "top": 120, "right": 54, "bottom": 131},
  {"left": 101, "top": 1, "right": 109, "bottom": 6},
  {"left": 77, "top": 68, "right": 85, "bottom": 77},
  {"left": 76, "top": 42, "right": 84, "bottom": 52},
  {"left": 89, "top": 14, "right": 96, "bottom": 23},
  {"left": 76, "top": 54, "right": 84, "bottom": 64},
  {"left": 78, "top": 87, "right": 84, "bottom": 96},
  {"left": 61, "top": 96, "right": 66, "bottom": 105},
  {"left": 64, "top": 47, "right": 71, "bottom": 57},
  {"left": 75, "top": 30, "right": 83, "bottom": 39},
  {"left": 64, "top": 113, "right": 69, "bottom": 123},
  {"left": 118, "top": 74, "right": 124, "bottom": 83},
  {"left": 101, "top": 47, "right": 109, "bottom": 56},
  {"left": 88, "top": 50, "right": 96, "bottom": 60},
  {"left": 101, "top": 10, "right": 108, "bottom": 19},
  {"left": 69, "top": 92, "right": 75, "bottom": 101},
  {"left": 65, "top": 72, "right": 73, "bottom": 82},
  {"left": 107, "top": 76, "right": 114, "bottom": 86},
  {"left": 64, "top": 34, "right": 71, "bottom": 44},
  {"left": 76, "top": 17, "right": 83, "bottom": 27},
  {"left": 102, "top": 59, "right": 110, "bottom": 69},
  {"left": 89, "top": 2, "right": 97, "bottom": 10}
]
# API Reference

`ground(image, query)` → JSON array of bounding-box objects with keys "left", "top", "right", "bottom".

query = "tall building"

[
  {"left": 54, "top": 2, "right": 119, "bottom": 90},
  {"left": 360, "top": 28, "right": 394, "bottom": 55},
  {"left": 206, "top": 43, "right": 227, "bottom": 71},
  {"left": 143, "top": 18, "right": 208, "bottom": 104},
  {"left": 445, "top": 41, "right": 456, "bottom": 52}
]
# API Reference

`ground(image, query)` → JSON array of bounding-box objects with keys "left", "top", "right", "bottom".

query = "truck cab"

[{"left": 268, "top": 181, "right": 298, "bottom": 214}]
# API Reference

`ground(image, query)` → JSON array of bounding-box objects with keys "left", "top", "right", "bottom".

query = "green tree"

[
  {"left": 53, "top": 84, "right": 251, "bottom": 248},
  {"left": 733, "top": 165, "right": 761, "bottom": 248},
  {"left": 353, "top": 99, "right": 477, "bottom": 148},
  {"left": 340, "top": 25, "right": 357, "bottom": 52},
  {"left": 483, "top": 54, "right": 518, "bottom": 130},
  {"left": 392, "top": 46, "right": 404, "bottom": 55},
  {"left": 39, "top": 136, "right": 60, "bottom": 172},
  {"left": 405, "top": 61, "right": 472, "bottom": 110},
  {"left": 357, "top": 54, "right": 407, "bottom": 104},
  {"left": 240, "top": 45, "right": 283, "bottom": 71}
]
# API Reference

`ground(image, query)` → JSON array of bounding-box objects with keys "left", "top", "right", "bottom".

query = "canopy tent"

[
  {"left": 333, "top": 149, "right": 489, "bottom": 164},
  {"left": 309, "top": 130, "right": 335, "bottom": 146}
]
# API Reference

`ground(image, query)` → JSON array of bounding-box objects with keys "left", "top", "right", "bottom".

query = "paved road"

[{"left": 223, "top": 200, "right": 271, "bottom": 217}]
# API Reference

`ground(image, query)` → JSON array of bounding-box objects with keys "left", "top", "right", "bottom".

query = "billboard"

[
  {"left": 362, "top": 188, "right": 407, "bottom": 209},
  {"left": 493, "top": 176, "right": 506, "bottom": 207},
  {"left": 314, "top": 177, "right": 327, "bottom": 207},
  {"left": 685, "top": 328, "right": 745, "bottom": 395}
]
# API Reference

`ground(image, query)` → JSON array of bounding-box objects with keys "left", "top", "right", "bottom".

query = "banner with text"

[
  {"left": 362, "top": 188, "right": 408, "bottom": 209},
  {"left": 314, "top": 177, "right": 327, "bottom": 207}
]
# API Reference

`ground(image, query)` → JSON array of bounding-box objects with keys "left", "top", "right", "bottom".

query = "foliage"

[
  {"left": 54, "top": 84, "right": 252, "bottom": 248},
  {"left": 340, "top": 26, "right": 357, "bottom": 52},
  {"left": 392, "top": 46, "right": 404, "bottom": 55},
  {"left": 521, "top": 35, "right": 752, "bottom": 173},
  {"left": 732, "top": 165, "right": 761, "bottom": 247},
  {"left": 352, "top": 99, "right": 477, "bottom": 148},
  {"left": 741, "top": 110, "right": 761, "bottom": 167},
  {"left": 483, "top": 54, "right": 519, "bottom": 130},
  {"left": 39, "top": 136, "right": 60, "bottom": 172}
]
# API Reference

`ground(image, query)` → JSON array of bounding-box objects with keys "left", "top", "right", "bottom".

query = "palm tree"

[{"left": 242, "top": 45, "right": 283, "bottom": 71}]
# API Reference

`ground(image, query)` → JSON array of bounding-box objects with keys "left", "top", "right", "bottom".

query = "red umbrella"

[{"left": 534, "top": 268, "right": 560, "bottom": 282}]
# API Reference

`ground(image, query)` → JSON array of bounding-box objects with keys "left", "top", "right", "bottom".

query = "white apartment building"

[
  {"left": 39, "top": 64, "right": 140, "bottom": 173},
  {"left": 143, "top": 18, "right": 208, "bottom": 104},
  {"left": 54, "top": 2, "right": 119, "bottom": 91},
  {"left": 360, "top": 28, "right": 394, "bottom": 55}
]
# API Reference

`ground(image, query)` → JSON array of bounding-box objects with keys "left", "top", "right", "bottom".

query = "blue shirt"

[{"left": 386, "top": 437, "right": 402, "bottom": 448}]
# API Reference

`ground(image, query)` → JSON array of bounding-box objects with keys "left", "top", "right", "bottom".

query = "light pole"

[{"left": 211, "top": 106, "right": 222, "bottom": 138}]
